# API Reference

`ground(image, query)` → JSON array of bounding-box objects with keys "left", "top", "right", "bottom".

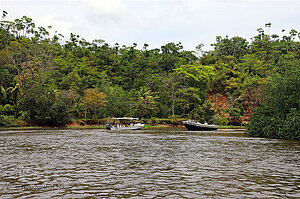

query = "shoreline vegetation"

[
  {"left": 0, "top": 118, "right": 247, "bottom": 130},
  {"left": 0, "top": 12, "right": 299, "bottom": 139},
  {"left": 0, "top": 118, "right": 246, "bottom": 130},
  {"left": 0, "top": 124, "right": 246, "bottom": 131}
]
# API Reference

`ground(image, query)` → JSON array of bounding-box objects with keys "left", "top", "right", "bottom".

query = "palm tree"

[
  {"left": 0, "top": 85, "right": 6, "bottom": 101},
  {"left": 289, "top": 29, "right": 298, "bottom": 41},
  {"left": 6, "top": 83, "right": 21, "bottom": 105},
  {"left": 135, "top": 86, "right": 158, "bottom": 118}
]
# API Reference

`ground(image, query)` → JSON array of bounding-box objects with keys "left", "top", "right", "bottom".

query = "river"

[{"left": 0, "top": 128, "right": 299, "bottom": 198}]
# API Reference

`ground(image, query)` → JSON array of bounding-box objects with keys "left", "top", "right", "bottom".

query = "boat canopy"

[{"left": 111, "top": 117, "right": 139, "bottom": 120}]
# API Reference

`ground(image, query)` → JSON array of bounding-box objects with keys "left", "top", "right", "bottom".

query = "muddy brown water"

[{"left": 1, "top": 128, "right": 299, "bottom": 198}]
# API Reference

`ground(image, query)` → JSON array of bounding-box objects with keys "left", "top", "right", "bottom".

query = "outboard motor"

[{"left": 106, "top": 124, "right": 111, "bottom": 130}]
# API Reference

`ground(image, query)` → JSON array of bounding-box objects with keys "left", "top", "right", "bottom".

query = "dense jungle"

[{"left": 0, "top": 12, "right": 299, "bottom": 139}]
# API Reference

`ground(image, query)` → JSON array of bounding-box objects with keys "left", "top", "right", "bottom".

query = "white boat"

[
  {"left": 183, "top": 120, "right": 218, "bottom": 131},
  {"left": 106, "top": 117, "right": 145, "bottom": 130}
]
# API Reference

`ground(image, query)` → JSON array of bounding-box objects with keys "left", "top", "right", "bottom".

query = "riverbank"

[
  {"left": 0, "top": 124, "right": 246, "bottom": 131},
  {"left": 0, "top": 118, "right": 248, "bottom": 130},
  {"left": 0, "top": 118, "right": 247, "bottom": 131}
]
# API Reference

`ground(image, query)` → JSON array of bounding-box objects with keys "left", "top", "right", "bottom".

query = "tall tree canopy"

[{"left": 0, "top": 11, "right": 299, "bottom": 139}]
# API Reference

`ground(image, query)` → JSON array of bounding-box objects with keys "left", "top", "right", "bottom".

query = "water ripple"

[{"left": 0, "top": 129, "right": 299, "bottom": 198}]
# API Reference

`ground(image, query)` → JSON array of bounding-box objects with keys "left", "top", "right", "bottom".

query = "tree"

[
  {"left": 6, "top": 83, "right": 21, "bottom": 105},
  {"left": 289, "top": 29, "right": 298, "bottom": 41},
  {"left": 227, "top": 99, "right": 245, "bottom": 125},
  {"left": 160, "top": 42, "right": 184, "bottom": 73},
  {"left": 174, "top": 63, "right": 215, "bottom": 120},
  {"left": 0, "top": 85, "right": 6, "bottom": 102},
  {"left": 248, "top": 65, "right": 300, "bottom": 140},
  {"left": 1, "top": 12, "right": 300, "bottom": 128},
  {"left": 19, "top": 86, "right": 71, "bottom": 126},
  {"left": 134, "top": 86, "right": 158, "bottom": 119},
  {"left": 82, "top": 88, "right": 106, "bottom": 119},
  {"left": 212, "top": 36, "right": 249, "bottom": 59},
  {"left": 103, "top": 85, "right": 129, "bottom": 117}
]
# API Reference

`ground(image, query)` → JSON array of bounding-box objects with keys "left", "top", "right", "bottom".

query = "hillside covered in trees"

[{"left": 0, "top": 12, "right": 299, "bottom": 135}]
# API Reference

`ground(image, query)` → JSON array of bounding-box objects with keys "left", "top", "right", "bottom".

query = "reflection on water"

[{"left": 0, "top": 128, "right": 299, "bottom": 198}]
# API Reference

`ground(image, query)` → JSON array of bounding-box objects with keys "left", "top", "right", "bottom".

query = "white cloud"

[
  {"left": 81, "top": 0, "right": 128, "bottom": 16},
  {"left": 1, "top": 0, "right": 299, "bottom": 50}
]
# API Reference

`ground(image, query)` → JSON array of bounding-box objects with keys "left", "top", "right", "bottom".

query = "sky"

[{"left": 1, "top": 0, "right": 299, "bottom": 51}]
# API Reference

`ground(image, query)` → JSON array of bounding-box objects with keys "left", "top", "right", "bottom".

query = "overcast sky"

[{"left": 1, "top": 0, "right": 299, "bottom": 51}]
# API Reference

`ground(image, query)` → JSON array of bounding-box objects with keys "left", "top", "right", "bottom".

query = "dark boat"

[{"left": 183, "top": 120, "right": 218, "bottom": 131}]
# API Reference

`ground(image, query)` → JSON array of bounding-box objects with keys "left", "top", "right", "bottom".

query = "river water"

[{"left": 0, "top": 128, "right": 299, "bottom": 198}]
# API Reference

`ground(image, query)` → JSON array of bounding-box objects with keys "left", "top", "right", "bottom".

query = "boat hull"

[
  {"left": 110, "top": 126, "right": 144, "bottom": 130},
  {"left": 183, "top": 120, "right": 219, "bottom": 131},
  {"left": 184, "top": 123, "right": 218, "bottom": 131},
  {"left": 106, "top": 123, "right": 145, "bottom": 130}
]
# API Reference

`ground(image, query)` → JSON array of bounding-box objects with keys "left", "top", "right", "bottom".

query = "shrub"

[
  {"left": 227, "top": 100, "right": 245, "bottom": 125},
  {"left": 19, "top": 87, "right": 71, "bottom": 126},
  {"left": 0, "top": 115, "right": 13, "bottom": 126},
  {"left": 0, "top": 104, "right": 15, "bottom": 115},
  {"left": 248, "top": 66, "right": 300, "bottom": 140},
  {"left": 213, "top": 114, "right": 228, "bottom": 125}
]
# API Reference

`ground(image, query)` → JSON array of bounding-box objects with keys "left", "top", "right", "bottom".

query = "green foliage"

[
  {"left": 174, "top": 64, "right": 215, "bottom": 121},
  {"left": 18, "top": 86, "right": 71, "bottom": 126},
  {"left": 103, "top": 85, "right": 130, "bottom": 117},
  {"left": 213, "top": 114, "right": 228, "bottom": 126},
  {"left": 188, "top": 101, "right": 215, "bottom": 123},
  {"left": 212, "top": 36, "right": 249, "bottom": 59},
  {"left": 134, "top": 86, "right": 158, "bottom": 119},
  {"left": 248, "top": 66, "right": 300, "bottom": 140},
  {"left": 0, "top": 115, "right": 12, "bottom": 126},
  {"left": 82, "top": 88, "right": 106, "bottom": 119},
  {"left": 0, "top": 104, "right": 14, "bottom": 115},
  {"left": 6, "top": 83, "right": 21, "bottom": 105},
  {"left": 227, "top": 100, "right": 245, "bottom": 125},
  {"left": 0, "top": 12, "right": 299, "bottom": 135}
]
